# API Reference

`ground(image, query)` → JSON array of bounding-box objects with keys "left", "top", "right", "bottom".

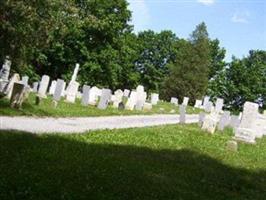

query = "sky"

[{"left": 127, "top": 0, "right": 266, "bottom": 61}]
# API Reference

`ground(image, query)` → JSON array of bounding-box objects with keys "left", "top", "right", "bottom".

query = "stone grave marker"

[
  {"left": 194, "top": 100, "right": 202, "bottom": 108},
  {"left": 215, "top": 98, "right": 224, "bottom": 113},
  {"left": 113, "top": 89, "right": 124, "bottom": 108},
  {"left": 125, "top": 91, "right": 137, "bottom": 110},
  {"left": 10, "top": 82, "right": 28, "bottom": 109},
  {"left": 49, "top": 80, "right": 57, "bottom": 95},
  {"left": 229, "top": 115, "right": 241, "bottom": 130},
  {"left": 205, "top": 101, "right": 213, "bottom": 113},
  {"left": 6, "top": 73, "right": 20, "bottom": 99},
  {"left": 97, "top": 89, "right": 112, "bottom": 110},
  {"left": 0, "top": 57, "right": 11, "bottom": 93},
  {"left": 170, "top": 97, "right": 178, "bottom": 105},
  {"left": 198, "top": 112, "right": 206, "bottom": 127},
  {"left": 118, "top": 102, "right": 125, "bottom": 110},
  {"left": 65, "top": 81, "right": 79, "bottom": 103},
  {"left": 201, "top": 112, "right": 220, "bottom": 134},
  {"left": 38, "top": 75, "right": 50, "bottom": 98},
  {"left": 179, "top": 105, "right": 186, "bottom": 124},
  {"left": 81, "top": 85, "right": 90, "bottom": 106},
  {"left": 151, "top": 93, "right": 159, "bottom": 105},
  {"left": 203, "top": 96, "right": 210, "bottom": 109},
  {"left": 53, "top": 79, "right": 65, "bottom": 102},
  {"left": 21, "top": 76, "right": 29, "bottom": 86},
  {"left": 218, "top": 111, "right": 231, "bottom": 131},
  {"left": 88, "top": 86, "right": 101, "bottom": 105},
  {"left": 182, "top": 97, "right": 189, "bottom": 106},
  {"left": 143, "top": 102, "right": 152, "bottom": 111},
  {"left": 33, "top": 82, "right": 39, "bottom": 93},
  {"left": 226, "top": 140, "right": 238, "bottom": 152},
  {"left": 234, "top": 102, "right": 259, "bottom": 144},
  {"left": 123, "top": 89, "right": 130, "bottom": 97}
]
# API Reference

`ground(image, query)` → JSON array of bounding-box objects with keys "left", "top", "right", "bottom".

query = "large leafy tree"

[{"left": 162, "top": 22, "right": 211, "bottom": 103}]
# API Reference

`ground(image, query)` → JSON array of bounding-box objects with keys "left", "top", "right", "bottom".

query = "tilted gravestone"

[
  {"left": 125, "top": 91, "right": 137, "bottom": 110},
  {"left": 234, "top": 102, "right": 259, "bottom": 144},
  {"left": 97, "top": 89, "right": 112, "bottom": 110},
  {"left": 6, "top": 73, "right": 20, "bottom": 99},
  {"left": 81, "top": 85, "right": 90, "bottom": 106},
  {"left": 10, "top": 82, "right": 29, "bottom": 109},
  {"left": 49, "top": 80, "right": 57, "bottom": 95},
  {"left": 151, "top": 93, "right": 159, "bottom": 105},
  {"left": 53, "top": 79, "right": 65, "bottom": 102},
  {"left": 182, "top": 97, "right": 189, "bottom": 106},
  {"left": 0, "top": 57, "right": 11, "bottom": 94},
  {"left": 170, "top": 97, "right": 178, "bottom": 105},
  {"left": 218, "top": 111, "right": 231, "bottom": 131},
  {"left": 179, "top": 105, "right": 186, "bottom": 124},
  {"left": 38, "top": 75, "right": 50, "bottom": 98}
]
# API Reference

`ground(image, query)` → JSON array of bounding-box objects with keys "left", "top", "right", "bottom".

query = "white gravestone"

[
  {"left": 202, "top": 112, "right": 220, "bottom": 134},
  {"left": 215, "top": 98, "right": 224, "bottom": 113},
  {"left": 21, "top": 76, "right": 29, "bottom": 86},
  {"left": 66, "top": 81, "right": 79, "bottom": 103},
  {"left": 194, "top": 100, "right": 202, "bottom": 108},
  {"left": 88, "top": 86, "right": 100, "bottom": 105},
  {"left": 38, "top": 75, "right": 50, "bottom": 98},
  {"left": 198, "top": 112, "right": 206, "bottom": 127},
  {"left": 97, "top": 89, "right": 112, "bottom": 110},
  {"left": 234, "top": 102, "right": 259, "bottom": 144},
  {"left": 81, "top": 85, "right": 90, "bottom": 106},
  {"left": 136, "top": 92, "right": 147, "bottom": 110},
  {"left": 254, "top": 114, "right": 266, "bottom": 138},
  {"left": 113, "top": 89, "right": 124, "bottom": 108},
  {"left": 49, "top": 80, "right": 57, "bottom": 95},
  {"left": 179, "top": 105, "right": 186, "bottom": 124},
  {"left": 6, "top": 73, "right": 20, "bottom": 99},
  {"left": 229, "top": 115, "right": 241, "bottom": 130},
  {"left": 218, "top": 111, "right": 231, "bottom": 131},
  {"left": 182, "top": 97, "right": 189, "bottom": 106},
  {"left": 0, "top": 57, "right": 11, "bottom": 93},
  {"left": 123, "top": 89, "right": 130, "bottom": 97},
  {"left": 205, "top": 101, "right": 213, "bottom": 113},
  {"left": 125, "top": 91, "right": 138, "bottom": 110},
  {"left": 203, "top": 96, "right": 210, "bottom": 109},
  {"left": 143, "top": 102, "right": 152, "bottom": 111},
  {"left": 170, "top": 97, "right": 178, "bottom": 105},
  {"left": 53, "top": 79, "right": 65, "bottom": 102},
  {"left": 33, "top": 82, "right": 39, "bottom": 93},
  {"left": 151, "top": 93, "right": 159, "bottom": 105}
]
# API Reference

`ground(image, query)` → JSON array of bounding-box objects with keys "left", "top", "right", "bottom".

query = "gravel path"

[{"left": 0, "top": 114, "right": 199, "bottom": 134}]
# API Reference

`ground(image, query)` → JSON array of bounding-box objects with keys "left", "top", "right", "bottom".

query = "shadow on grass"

[{"left": 0, "top": 131, "right": 265, "bottom": 200}]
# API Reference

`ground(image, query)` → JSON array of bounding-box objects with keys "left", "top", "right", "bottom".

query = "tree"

[{"left": 161, "top": 22, "right": 211, "bottom": 103}]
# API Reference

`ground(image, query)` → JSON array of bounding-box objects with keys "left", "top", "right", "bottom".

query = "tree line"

[{"left": 0, "top": 0, "right": 265, "bottom": 111}]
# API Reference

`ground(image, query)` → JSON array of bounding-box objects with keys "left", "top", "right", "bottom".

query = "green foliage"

[
  {"left": 0, "top": 125, "right": 265, "bottom": 199},
  {"left": 208, "top": 50, "right": 266, "bottom": 111}
]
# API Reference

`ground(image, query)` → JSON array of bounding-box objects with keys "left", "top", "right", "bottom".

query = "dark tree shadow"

[{"left": 0, "top": 131, "right": 265, "bottom": 200}]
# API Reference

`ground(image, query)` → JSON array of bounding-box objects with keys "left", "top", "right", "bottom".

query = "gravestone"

[
  {"left": 151, "top": 93, "right": 159, "bottom": 105},
  {"left": 234, "top": 102, "right": 259, "bottom": 144},
  {"left": 65, "top": 81, "right": 79, "bottom": 103},
  {"left": 229, "top": 115, "right": 241, "bottom": 130},
  {"left": 49, "top": 80, "right": 57, "bottom": 95},
  {"left": 118, "top": 102, "right": 125, "bottom": 110},
  {"left": 0, "top": 56, "right": 11, "bottom": 93},
  {"left": 88, "top": 86, "right": 101, "bottom": 105},
  {"left": 113, "top": 89, "right": 124, "bottom": 108},
  {"left": 254, "top": 114, "right": 266, "bottom": 138},
  {"left": 53, "top": 79, "right": 65, "bottom": 102},
  {"left": 218, "top": 111, "right": 231, "bottom": 131},
  {"left": 205, "top": 101, "right": 213, "bottom": 113},
  {"left": 33, "top": 82, "right": 39, "bottom": 93},
  {"left": 194, "top": 100, "right": 202, "bottom": 108},
  {"left": 215, "top": 98, "right": 224, "bottom": 113},
  {"left": 182, "top": 97, "right": 189, "bottom": 106},
  {"left": 123, "top": 89, "right": 130, "bottom": 97},
  {"left": 198, "top": 112, "right": 206, "bottom": 127},
  {"left": 202, "top": 112, "right": 219, "bottom": 134},
  {"left": 81, "top": 85, "right": 90, "bottom": 106},
  {"left": 125, "top": 91, "right": 137, "bottom": 110},
  {"left": 6, "top": 73, "right": 20, "bottom": 99},
  {"left": 10, "top": 82, "right": 27, "bottom": 109},
  {"left": 38, "top": 75, "right": 50, "bottom": 98},
  {"left": 170, "top": 97, "right": 178, "bottom": 105},
  {"left": 226, "top": 140, "right": 238, "bottom": 152},
  {"left": 203, "top": 96, "right": 210, "bottom": 109},
  {"left": 76, "top": 91, "right": 82, "bottom": 99},
  {"left": 97, "top": 89, "right": 112, "bottom": 110},
  {"left": 21, "top": 76, "right": 29, "bottom": 86},
  {"left": 135, "top": 85, "right": 146, "bottom": 110},
  {"left": 143, "top": 102, "right": 152, "bottom": 111},
  {"left": 179, "top": 105, "right": 186, "bottom": 124}
]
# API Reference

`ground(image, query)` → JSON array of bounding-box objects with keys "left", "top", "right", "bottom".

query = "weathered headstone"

[
  {"left": 53, "top": 79, "right": 65, "bottom": 102},
  {"left": 21, "top": 76, "right": 29, "bottom": 86},
  {"left": 65, "top": 81, "right": 79, "bottom": 103},
  {"left": 234, "top": 102, "right": 259, "bottom": 144},
  {"left": 118, "top": 102, "right": 125, "bottom": 110},
  {"left": 97, "top": 89, "right": 112, "bottom": 110},
  {"left": 218, "top": 111, "right": 231, "bottom": 131},
  {"left": 49, "top": 80, "right": 57, "bottom": 95},
  {"left": 170, "top": 97, "right": 178, "bottom": 105},
  {"left": 81, "top": 85, "right": 90, "bottom": 106},
  {"left": 226, "top": 140, "right": 238, "bottom": 152},
  {"left": 215, "top": 98, "right": 224, "bottom": 113},
  {"left": 203, "top": 96, "right": 210, "bottom": 109},
  {"left": 10, "top": 82, "right": 27, "bottom": 109},
  {"left": 194, "top": 100, "right": 202, "bottom": 108},
  {"left": 123, "top": 89, "right": 130, "bottom": 97},
  {"left": 0, "top": 56, "right": 11, "bottom": 93},
  {"left": 198, "top": 112, "right": 206, "bottom": 127},
  {"left": 32, "top": 82, "right": 39, "bottom": 93},
  {"left": 125, "top": 91, "right": 138, "bottom": 110},
  {"left": 113, "top": 89, "right": 124, "bottom": 108},
  {"left": 179, "top": 105, "right": 186, "bottom": 124},
  {"left": 38, "top": 75, "right": 50, "bottom": 98},
  {"left": 229, "top": 115, "right": 241, "bottom": 130},
  {"left": 88, "top": 86, "right": 101, "bottom": 105},
  {"left": 205, "top": 101, "right": 213, "bottom": 113},
  {"left": 202, "top": 112, "right": 219, "bottom": 134},
  {"left": 143, "top": 102, "right": 152, "bottom": 111},
  {"left": 135, "top": 85, "right": 146, "bottom": 110},
  {"left": 6, "top": 73, "right": 20, "bottom": 99},
  {"left": 182, "top": 97, "right": 189, "bottom": 106},
  {"left": 151, "top": 93, "right": 159, "bottom": 105}
]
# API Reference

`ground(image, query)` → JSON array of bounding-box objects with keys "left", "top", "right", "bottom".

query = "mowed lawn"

[
  {"left": 0, "top": 124, "right": 265, "bottom": 200},
  {"left": 0, "top": 93, "right": 200, "bottom": 117}
]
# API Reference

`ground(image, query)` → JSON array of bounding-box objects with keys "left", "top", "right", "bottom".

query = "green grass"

[
  {"left": 0, "top": 124, "right": 265, "bottom": 199},
  {"left": 0, "top": 93, "right": 201, "bottom": 117}
]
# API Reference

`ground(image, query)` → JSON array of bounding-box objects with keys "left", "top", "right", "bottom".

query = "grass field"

[
  {"left": 0, "top": 124, "right": 265, "bottom": 199},
  {"left": 0, "top": 93, "right": 201, "bottom": 117}
]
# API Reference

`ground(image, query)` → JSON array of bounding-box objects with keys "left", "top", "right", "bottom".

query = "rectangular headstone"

[
  {"left": 203, "top": 96, "right": 210, "bottom": 109},
  {"left": 65, "top": 81, "right": 79, "bottom": 103},
  {"left": 170, "top": 97, "right": 178, "bottom": 105},
  {"left": 38, "top": 75, "right": 50, "bottom": 98},
  {"left": 194, "top": 100, "right": 202, "bottom": 108},
  {"left": 97, "top": 89, "right": 112, "bottom": 110},
  {"left": 215, "top": 98, "right": 224, "bottom": 113},
  {"left": 81, "top": 85, "right": 90, "bottom": 106},
  {"left": 151, "top": 93, "right": 159, "bottom": 105},
  {"left": 33, "top": 82, "right": 39, "bottom": 93},
  {"left": 113, "top": 89, "right": 123, "bottom": 108},
  {"left": 125, "top": 91, "right": 137, "bottom": 110},
  {"left": 202, "top": 112, "right": 219, "bottom": 134},
  {"left": 198, "top": 112, "right": 206, "bottom": 127},
  {"left": 123, "top": 89, "right": 130, "bottom": 97},
  {"left": 205, "top": 101, "right": 213, "bottom": 113},
  {"left": 217, "top": 111, "right": 231, "bottom": 131},
  {"left": 182, "top": 97, "right": 189, "bottom": 106},
  {"left": 49, "top": 80, "right": 57, "bottom": 95},
  {"left": 53, "top": 79, "right": 65, "bottom": 102},
  {"left": 21, "top": 76, "right": 29, "bottom": 86}
]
